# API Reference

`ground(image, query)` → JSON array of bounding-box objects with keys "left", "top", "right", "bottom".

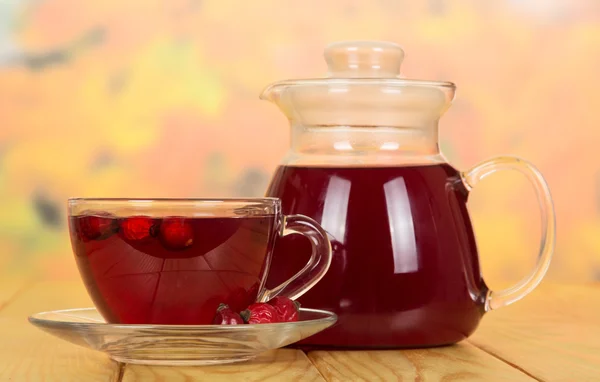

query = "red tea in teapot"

[
  {"left": 266, "top": 163, "right": 488, "bottom": 348},
  {"left": 261, "top": 40, "right": 555, "bottom": 348}
]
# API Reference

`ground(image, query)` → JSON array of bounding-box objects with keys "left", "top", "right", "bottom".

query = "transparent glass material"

[
  {"left": 29, "top": 307, "right": 337, "bottom": 365},
  {"left": 262, "top": 41, "right": 555, "bottom": 348},
  {"left": 260, "top": 41, "right": 455, "bottom": 167},
  {"left": 67, "top": 198, "right": 332, "bottom": 325}
]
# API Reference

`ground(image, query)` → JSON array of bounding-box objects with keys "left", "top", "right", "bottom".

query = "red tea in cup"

[{"left": 68, "top": 198, "right": 331, "bottom": 325}]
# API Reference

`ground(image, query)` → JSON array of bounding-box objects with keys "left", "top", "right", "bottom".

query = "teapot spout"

[
  {"left": 259, "top": 83, "right": 283, "bottom": 103},
  {"left": 260, "top": 82, "right": 296, "bottom": 120}
]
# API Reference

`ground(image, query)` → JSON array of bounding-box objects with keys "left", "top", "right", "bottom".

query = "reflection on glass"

[
  {"left": 320, "top": 175, "right": 351, "bottom": 243},
  {"left": 384, "top": 177, "right": 419, "bottom": 274},
  {"left": 333, "top": 141, "right": 353, "bottom": 151}
]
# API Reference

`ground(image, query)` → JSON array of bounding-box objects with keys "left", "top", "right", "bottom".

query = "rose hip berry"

[
  {"left": 268, "top": 297, "right": 301, "bottom": 322},
  {"left": 240, "top": 303, "right": 280, "bottom": 324},
  {"left": 159, "top": 218, "right": 193, "bottom": 250},
  {"left": 76, "top": 212, "right": 118, "bottom": 241},
  {"left": 121, "top": 216, "right": 157, "bottom": 241},
  {"left": 212, "top": 303, "right": 245, "bottom": 325}
]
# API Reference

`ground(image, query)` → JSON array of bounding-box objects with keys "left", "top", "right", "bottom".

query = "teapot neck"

[{"left": 285, "top": 122, "right": 444, "bottom": 167}]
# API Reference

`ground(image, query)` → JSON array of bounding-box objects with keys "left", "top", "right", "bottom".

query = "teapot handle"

[{"left": 461, "top": 156, "right": 556, "bottom": 311}]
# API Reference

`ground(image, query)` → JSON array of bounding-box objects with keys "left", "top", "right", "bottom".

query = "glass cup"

[{"left": 67, "top": 198, "right": 332, "bottom": 325}]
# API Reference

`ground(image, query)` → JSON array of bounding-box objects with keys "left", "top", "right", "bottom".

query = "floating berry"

[
  {"left": 159, "top": 217, "right": 193, "bottom": 250},
  {"left": 76, "top": 212, "right": 118, "bottom": 241},
  {"left": 268, "top": 296, "right": 300, "bottom": 322},
  {"left": 121, "top": 216, "right": 157, "bottom": 241},
  {"left": 240, "top": 303, "right": 280, "bottom": 324},
  {"left": 212, "top": 303, "right": 245, "bottom": 325}
]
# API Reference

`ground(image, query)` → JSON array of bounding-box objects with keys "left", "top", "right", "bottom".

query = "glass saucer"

[{"left": 29, "top": 307, "right": 336, "bottom": 366}]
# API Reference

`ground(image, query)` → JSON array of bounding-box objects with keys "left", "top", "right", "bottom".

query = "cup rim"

[
  {"left": 68, "top": 197, "right": 281, "bottom": 217},
  {"left": 68, "top": 197, "right": 280, "bottom": 204}
]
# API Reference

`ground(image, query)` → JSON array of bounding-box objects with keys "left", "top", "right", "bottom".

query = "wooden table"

[{"left": 1, "top": 277, "right": 599, "bottom": 381}]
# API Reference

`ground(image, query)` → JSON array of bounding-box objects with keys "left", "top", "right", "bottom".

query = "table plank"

[
  {"left": 1, "top": 280, "right": 598, "bottom": 381},
  {"left": 470, "top": 283, "right": 600, "bottom": 381},
  {"left": 0, "top": 274, "right": 33, "bottom": 311},
  {"left": 307, "top": 343, "right": 535, "bottom": 381},
  {"left": 122, "top": 349, "right": 325, "bottom": 381},
  {"left": 479, "top": 283, "right": 600, "bottom": 323},
  {"left": 0, "top": 281, "right": 122, "bottom": 382}
]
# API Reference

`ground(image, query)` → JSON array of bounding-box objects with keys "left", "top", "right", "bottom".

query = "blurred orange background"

[{"left": 0, "top": 0, "right": 598, "bottom": 284}]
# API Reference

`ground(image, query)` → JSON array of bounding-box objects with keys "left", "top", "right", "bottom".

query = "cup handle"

[
  {"left": 260, "top": 214, "right": 332, "bottom": 302},
  {"left": 461, "top": 156, "right": 556, "bottom": 311}
]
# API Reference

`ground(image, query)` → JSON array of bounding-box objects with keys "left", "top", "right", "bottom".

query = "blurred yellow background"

[{"left": 0, "top": 0, "right": 598, "bottom": 284}]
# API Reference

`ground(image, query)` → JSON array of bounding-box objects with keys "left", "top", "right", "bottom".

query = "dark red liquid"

[
  {"left": 266, "top": 164, "right": 487, "bottom": 348},
  {"left": 69, "top": 215, "right": 275, "bottom": 324}
]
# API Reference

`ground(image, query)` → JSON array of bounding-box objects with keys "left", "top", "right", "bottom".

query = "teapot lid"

[{"left": 261, "top": 41, "right": 455, "bottom": 127}]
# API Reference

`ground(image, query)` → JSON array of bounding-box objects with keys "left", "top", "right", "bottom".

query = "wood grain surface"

[
  {"left": 0, "top": 280, "right": 598, "bottom": 381},
  {"left": 307, "top": 343, "right": 535, "bottom": 381},
  {"left": 0, "top": 281, "right": 122, "bottom": 382},
  {"left": 0, "top": 274, "right": 32, "bottom": 311},
  {"left": 470, "top": 283, "right": 600, "bottom": 381}
]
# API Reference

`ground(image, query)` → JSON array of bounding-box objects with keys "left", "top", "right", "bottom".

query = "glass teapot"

[{"left": 262, "top": 41, "right": 555, "bottom": 348}]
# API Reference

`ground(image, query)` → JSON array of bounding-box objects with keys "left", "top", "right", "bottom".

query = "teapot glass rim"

[{"left": 260, "top": 78, "right": 456, "bottom": 99}]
